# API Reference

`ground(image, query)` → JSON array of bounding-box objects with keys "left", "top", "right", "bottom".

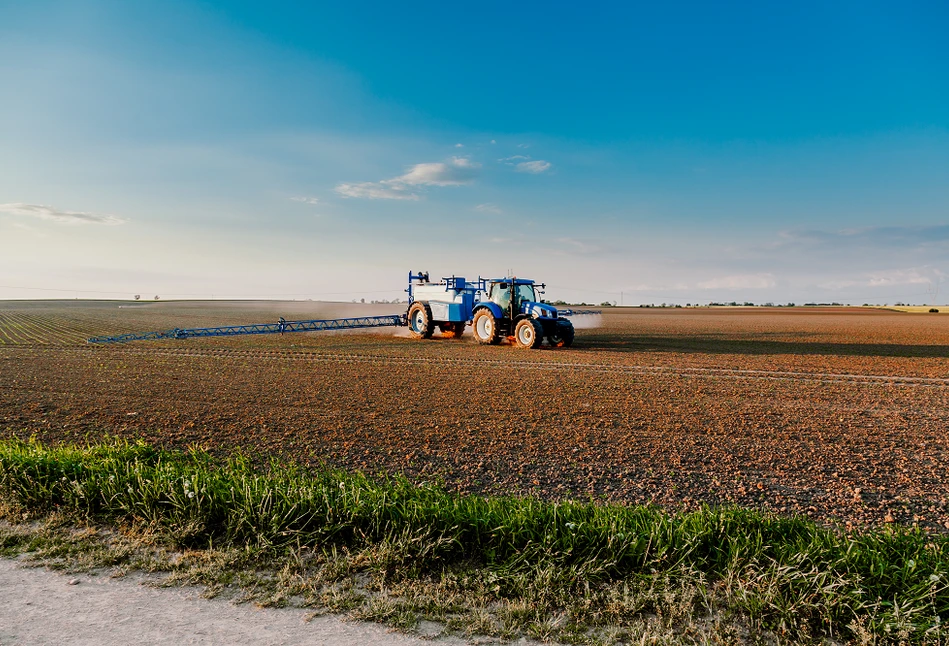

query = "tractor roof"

[{"left": 488, "top": 277, "right": 535, "bottom": 284}]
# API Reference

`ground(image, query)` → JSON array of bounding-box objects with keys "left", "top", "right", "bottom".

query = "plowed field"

[{"left": 2, "top": 300, "right": 948, "bottom": 530}]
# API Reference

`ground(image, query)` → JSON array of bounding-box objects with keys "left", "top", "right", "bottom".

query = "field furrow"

[
  {"left": 2, "top": 300, "right": 949, "bottom": 532},
  {"left": 22, "top": 313, "right": 84, "bottom": 343}
]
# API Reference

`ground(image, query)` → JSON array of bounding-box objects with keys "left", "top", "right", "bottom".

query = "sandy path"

[{"left": 0, "top": 558, "right": 472, "bottom": 646}]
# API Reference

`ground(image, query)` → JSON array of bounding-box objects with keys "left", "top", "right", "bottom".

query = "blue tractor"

[
  {"left": 405, "top": 271, "right": 575, "bottom": 349},
  {"left": 86, "top": 272, "right": 586, "bottom": 347}
]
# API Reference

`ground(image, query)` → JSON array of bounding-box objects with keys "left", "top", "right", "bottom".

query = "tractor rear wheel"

[
  {"left": 547, "top": 319, "right": 575, "bottom": 347},
  {"left": 514, "top": 318, "right": 543, "bottom": 349},
  {"left": 407, "top": 302, "right": 435, "bottom": 339},
  {"left": 472, "top": 309, "right": 500, "bottom": 345}
]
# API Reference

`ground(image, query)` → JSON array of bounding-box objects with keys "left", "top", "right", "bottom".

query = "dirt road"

[{"left": 0, "top": 558, "right": 483, "bottom": 646}]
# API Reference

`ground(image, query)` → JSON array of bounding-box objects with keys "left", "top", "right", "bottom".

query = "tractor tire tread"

[
  {"left": 472, "top": 308, "right": 501, "bottom": 345},
  {"left": 407, "top": 302, "right": 435, "bottom": 339}
]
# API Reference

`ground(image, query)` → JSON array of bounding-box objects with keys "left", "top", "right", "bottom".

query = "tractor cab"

[
  {"left": 486, "top": 279, "right": 537, "bottom": 311},
  {"left": 485, "top": 278, "right": 558, "bottom": 321}
]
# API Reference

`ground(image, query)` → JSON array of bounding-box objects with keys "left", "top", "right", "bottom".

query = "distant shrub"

[{"left": 930, "top": 308, "right": 940, "bottom": 313}]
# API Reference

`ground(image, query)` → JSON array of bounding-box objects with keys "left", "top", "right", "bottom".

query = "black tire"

[
  {"left": 439, "top": 322, "right": 465, "bottom": 338},
  {"left": 547, "top": 319, "right": 574, "bottom": 347},
  {"left": 514, "top": 318, "right": 543, "bottom": 349},
  {"left": 472, "top": 308, "right": 500, "bottom": 345},
  {"left": 407, "top": 302, "right": 434, "bottom": 339}
]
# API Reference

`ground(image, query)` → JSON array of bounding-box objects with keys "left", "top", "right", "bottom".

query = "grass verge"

[{"left": 1, "top": 437, "right": 947, "bottom": 644}]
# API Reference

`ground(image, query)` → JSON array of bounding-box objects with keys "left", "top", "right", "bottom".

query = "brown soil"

[{"left": 2, "top": 301, "right": 948, "bottom": 531}]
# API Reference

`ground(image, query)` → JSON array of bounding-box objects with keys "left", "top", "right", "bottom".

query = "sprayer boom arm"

[{"left": 87, "top": 314, "right": 406, "bottom": 344}]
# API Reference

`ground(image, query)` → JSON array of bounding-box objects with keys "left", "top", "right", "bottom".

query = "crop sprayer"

[{"left": 87, "top": 272, "right": 597, "bottom": 348}]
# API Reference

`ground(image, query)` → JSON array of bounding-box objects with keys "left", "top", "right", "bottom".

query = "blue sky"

[{"left": 1, "top": 0, "right": 947, "bottom": 304}]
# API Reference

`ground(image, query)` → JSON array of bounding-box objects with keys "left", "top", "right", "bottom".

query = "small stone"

[
  {"left": 884, "top": 514, "right": 895, "bottom": 523},
  {"left": 67, "top": 579, "right": 80, "bottom": 585}
]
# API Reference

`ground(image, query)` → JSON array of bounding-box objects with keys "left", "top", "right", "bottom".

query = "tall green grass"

[{"left": 1, "top": 437, "right": 947, "bottom": 642}]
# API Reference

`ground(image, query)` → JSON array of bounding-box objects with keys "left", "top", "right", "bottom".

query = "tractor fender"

[{"left": 472, "top": 302, "right": 503, "bottom": 321}]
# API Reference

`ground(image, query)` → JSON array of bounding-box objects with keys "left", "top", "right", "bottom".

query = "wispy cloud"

[
  {"left": 396, "top": 157, "right": 481, "bottom": 186},
  {"left": 290, "top": 196, "right": 320, "bottom": 205},
  {"left": 474, "top": 203, "right": 502, "bottom": 214},
  {"left": 555, "top": 237, "right": 607, "bottom": 256},
  {"left": 622, "top": 282, "right": 692, "bottom": 293},
  {"left": 777, "top": 225, "right": 949, "bottom": 249},
  {"left": 0, "top": 202, "right": 126, "bottom": 225},
  {"left": 335, "top": 182, "right": 420, "bottom": 201},
  {"left": 5, "top": 220, "right": 47, "bottom": 237},
  {"left": 867, "top": 270, "right": 933, "bottom": 286},
  {"left": 818, "top": 267, "right": 944, "bottom": 290},
  {"left": 516, "top": 160, "right": 552, "bottom": 174},
  {"left": 498, "top": 155, "right": 552, "bottom": 174},
  {"left": 697, "top": 274, "right": 776, "bottom": 290},
  {"left": 335, "top": 157, "right": 481, "bottom": 200}
]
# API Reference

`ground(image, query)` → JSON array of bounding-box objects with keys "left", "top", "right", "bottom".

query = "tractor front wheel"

[
  {"left": 547, "top": 319, "right": 575, "bottom": 347},
  {"left": 407, "top": 302, "right": 435, "bottom": 339},
  {"left": 514, "top": 318, "right": 543, "bottom": 349},
  {"left": 472, "top": 309, "right": 500, "bottom": 345}
]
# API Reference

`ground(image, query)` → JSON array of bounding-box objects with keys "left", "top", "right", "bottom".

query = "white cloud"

[
  {"left": 290, "top": 196, "right": 320, "bottom": 204},
  {"left": 498, "top": 156, "right": 553, "bottom": 174},
  {"left": 474, "top": 203, "right": 502, "bottom": 214},
  {"left": 455, "top": 143, "right": 464, "bottom": 148},
  {"left": 516, "top": 160, "right": 552, "bottom": 174},
  {"left": 395, "top": 157, "right": 481, "bottom": 187},
  {"left": 697, "top": 274, "right": 776, "bottom": 290},
  {"left": 0, "top": 202, "right": 126, "bottom": 225},
  {"left": 490, "top": 139, "right": 496, "bottom": 144},
  {"left": 335, "top": 157, "right": 481, "bottom": 200},
  {"left": 867, "top": 269, "right": 938, "bottom": 287},
  {"left": 335, "top": 182, "right": 420, "bottom": 201},
  {"left": 817, "top": 268, "right": 944, "bottom": 291}
]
